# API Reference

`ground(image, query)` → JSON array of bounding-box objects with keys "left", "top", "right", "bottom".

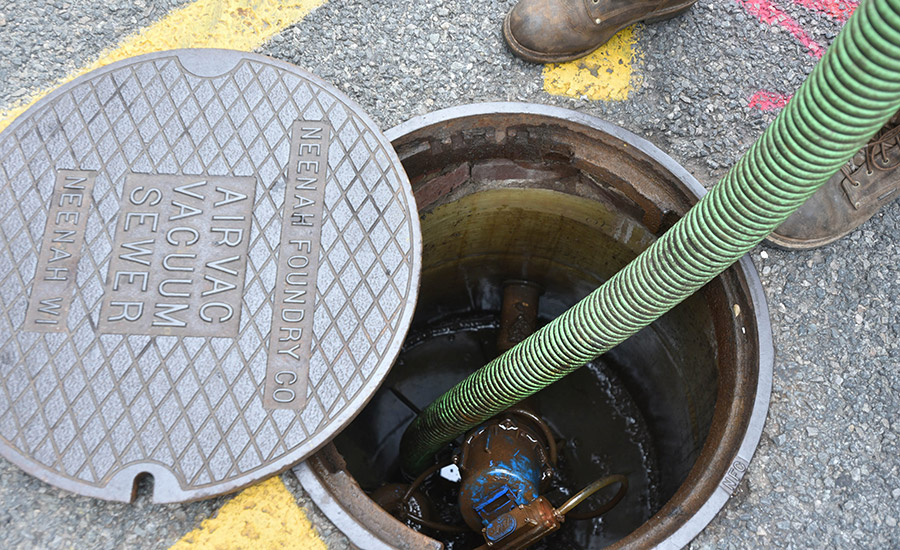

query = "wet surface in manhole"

[{"left": 334, "top": 312, "right": 660, "bottom": 549}]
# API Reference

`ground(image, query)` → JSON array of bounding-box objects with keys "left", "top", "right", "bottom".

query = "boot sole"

[
  {"left": 503, "top": 0, "right": 698, "bottom": 64},
  {"left": 765, "top": 187, "right": 900, "bottom": 250},
  {"left": 764, "top": 229, "right": 856, "bottom": 251}
]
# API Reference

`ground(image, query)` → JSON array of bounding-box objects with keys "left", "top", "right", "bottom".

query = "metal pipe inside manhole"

[{"left": 295, "top": 104, "right": 773, "bottom": 549}]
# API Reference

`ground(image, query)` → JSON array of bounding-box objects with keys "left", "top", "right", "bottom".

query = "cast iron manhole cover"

[{"left": 0, "top": 50, "right": 421, "bottom": 502}]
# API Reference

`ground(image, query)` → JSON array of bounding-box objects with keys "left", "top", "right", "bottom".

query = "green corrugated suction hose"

[{"left": 400, "top": 0, "right": 900, "bottom": 475}]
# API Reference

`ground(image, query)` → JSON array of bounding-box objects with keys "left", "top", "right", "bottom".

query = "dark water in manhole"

[{"left": 333, "top": 312, "right": 661, "bottom": 549}]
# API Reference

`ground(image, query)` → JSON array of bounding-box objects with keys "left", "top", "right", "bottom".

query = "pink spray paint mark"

[
  {"left": 748, "top": 90, "right": 793, "bottom": 111},
  {"left": 792, "top": 0, "right": 858, "bottom": 23},
  {"left": 736, "top": 0, "right": 825, "bottom": 57}
]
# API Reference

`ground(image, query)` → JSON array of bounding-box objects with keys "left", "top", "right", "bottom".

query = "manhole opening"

[
  {"left": 301, "top": 105, "right": 770, "bottom": 549},
  {"left": 334, "top": 188, "right": 717, "bottom": 548}
]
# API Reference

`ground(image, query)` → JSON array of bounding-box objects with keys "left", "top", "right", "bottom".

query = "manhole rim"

[{"left": 298, "top": 102, "right": 774, "bottom": 549}]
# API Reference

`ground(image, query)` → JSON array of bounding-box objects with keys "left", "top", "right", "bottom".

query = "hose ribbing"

[{"left": 400, "top": 0, "right": 900, "bottom": 474}]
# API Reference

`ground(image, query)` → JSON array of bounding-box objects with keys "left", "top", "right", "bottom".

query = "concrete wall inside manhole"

[{"left": 297, "top": 104, "right": 772, "bottom": 549}]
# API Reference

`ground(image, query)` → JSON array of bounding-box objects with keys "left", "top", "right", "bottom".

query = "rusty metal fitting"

[
  {"left": 475, "top": 497, "right": 563, "bottom": 550},
  {"left": 497, "top": 280, "right": 543, "bottom": 353},
  {"left": 456, "top": 413, "right": 554, "bottom": 531}
]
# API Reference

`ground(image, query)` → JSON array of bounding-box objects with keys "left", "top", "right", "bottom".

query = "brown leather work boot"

[
  {"left": 503, "top": 0, "right": 698, "bottom": 64},
  {"left": 766, "top": 113, "right": 900, "bottom": 250}
]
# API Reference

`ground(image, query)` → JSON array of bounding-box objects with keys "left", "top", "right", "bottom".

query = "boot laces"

[
  {"left": 841, "top": 115, "right": 900, "bottom": 181},
  {"left": 865, "top": 120, "right": 900, "bottom": 172}
]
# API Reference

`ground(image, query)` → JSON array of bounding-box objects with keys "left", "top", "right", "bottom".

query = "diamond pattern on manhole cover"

[{"left": 0, "top": 50, "right": 421, "bottom": 502}]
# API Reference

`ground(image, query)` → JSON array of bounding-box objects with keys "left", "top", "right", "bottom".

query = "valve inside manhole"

[
  {"left": 296, "top": 104, "right": 772, "bottom": 549},
  {"left": 337, "top": 282, "right": 652, "bottom": 548}
]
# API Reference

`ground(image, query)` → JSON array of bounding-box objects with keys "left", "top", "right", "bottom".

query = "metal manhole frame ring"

[{"left": 296, "top": 102, "right": 774, "bottom": 550}]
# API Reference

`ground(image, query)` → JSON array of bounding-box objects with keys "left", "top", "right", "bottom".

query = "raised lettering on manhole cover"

[
  {"left": 99, "top": 174, "right": 255, "bottom": 337},
  {"left": 264, "top": 120, "right": 329, "bottom": 410},
  {"left": 23, "top": 170, "right": 96, "bottom": 332},
  {"left": 0, "top": 50, "right": 421, "bottom": 503}
]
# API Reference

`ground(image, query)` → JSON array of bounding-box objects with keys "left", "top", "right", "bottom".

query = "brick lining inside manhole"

[{"left": 0, "top": 50, "right": 420, "bottom": 503}]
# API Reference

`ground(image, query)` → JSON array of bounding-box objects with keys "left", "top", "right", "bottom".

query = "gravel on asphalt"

[{"left": 0, "top": 0, "right": 897, "bottom": 548}]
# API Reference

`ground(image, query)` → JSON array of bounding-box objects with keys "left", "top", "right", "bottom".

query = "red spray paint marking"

[
  {"left": 736, "top": 0, "right": 825, "bottom": 57},
  {"left": 792, "top": 0, "right": 857, "bottom": 22},
  {"left": 748, "top": 90, "right": 793, "bottom": 111}
]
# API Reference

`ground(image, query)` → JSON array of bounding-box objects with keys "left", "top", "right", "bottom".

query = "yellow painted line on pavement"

[
  {"left": 542, "top": 26, "right": 641, "bottom": 102},
  {"left": 0, "top": 0, "right": 328, "bottom": 132},
  {"left": 170, "top": 477, "right": 327, "bottom": 550}
]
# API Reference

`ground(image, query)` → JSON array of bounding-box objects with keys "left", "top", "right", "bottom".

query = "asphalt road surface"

[{"left": 0, "top": 0, "right": 898, "bottom": 548}]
